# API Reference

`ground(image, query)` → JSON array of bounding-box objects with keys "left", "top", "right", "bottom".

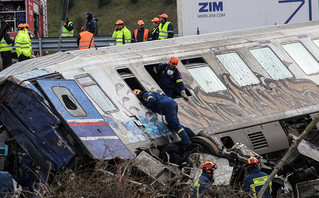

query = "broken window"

[
  {"left": 282, "top": 42, "right": 319, "bottom": 75},
  {"left": 182, "top": 57, "right": 226, "bottom": 93},
  {"left": 117, "top": 68, "right": 145, "bottom": 91},
  {"left": 250, "top": 47, "right": 293, "bottom": 80},
  {"left": 52, "top": 86, "right": 86, "bottom": 117},
  {"left": 75, "top": 73, "right": 118, "bottom": 113},
  {"left": 220, "top": 136, "right": 235, "bottom": 149},
  {"left": 216, "top": 53, "right": 260, "bottom": 86}
]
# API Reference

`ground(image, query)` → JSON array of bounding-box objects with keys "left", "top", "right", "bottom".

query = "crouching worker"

[
  {"left": 242, "top": 157, "right": 272, "bottom": 198},
  {"left": 133, "top": 89, "right": 195, "bottom": 146},
  {"left": 193, "top": 160, "right": 218, "bottom": 198}
]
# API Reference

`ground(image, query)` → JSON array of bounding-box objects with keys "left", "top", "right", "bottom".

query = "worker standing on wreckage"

[{"left": 133, "top": 89, "right": 195, "bottom": 147}]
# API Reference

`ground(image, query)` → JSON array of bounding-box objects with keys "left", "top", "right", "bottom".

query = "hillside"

[{"left": 47, "top": 0, "right": 177, "bottom": 37}]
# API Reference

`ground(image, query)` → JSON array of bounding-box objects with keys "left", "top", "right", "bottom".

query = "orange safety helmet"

[
  {"left": 115, "top": 20, "right": 124, "bottom": 25},
  {"left": 169, "top": 56, "right": 178, "bottom": 67},
  {"left": 18, "top": 23, "right": 24, "bottom": 28},
  {"left": 247, "top": 157, "right": 260, "bottom": 165},
  {"left": 201, "top": 160, "right": 217, "bottom": 171},
  {"left": 138, "top": 20, "right": 144, "bottom": 25},
  {"left": 133, "top": 89, "right": 141, "bottom": 96},
  {"left": 151, "top": 17, "right": 160, "bottom": 23},
  {"left": 159, "top": 13, "right": 168, "bottom": 19},
  {"left": 23, "top": 23, "right": 29, "bottom": 28}
]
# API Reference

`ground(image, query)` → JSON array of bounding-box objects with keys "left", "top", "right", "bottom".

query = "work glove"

[{"left": 181, "top": 90, "right": 189, "bottom": 101}]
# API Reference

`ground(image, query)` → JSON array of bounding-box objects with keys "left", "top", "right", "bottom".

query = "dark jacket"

[
  {"left": 86, "top": 14, "right": 97, "bottom": 34},
  {"left": 151, "top": 26, "right": 159, "bottom": 40},
  {"left": 131, "top": 28, "right": 151, "bottom": 43},
  {"left": 139, "top": 91, "right": 192, "bottom": 145},
  {"left": 242, "top": 168, "right": 272, "bottom": 198},
  {"left": 153, "top": 63, "right": 185, "bottom": 98},
  {"left": 193, "top": 172, "right": 213, "bottom": 198}
]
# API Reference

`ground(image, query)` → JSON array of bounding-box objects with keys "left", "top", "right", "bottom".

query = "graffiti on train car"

[{"left": 177, "top": 73, "right": 319, "bottom": 130}]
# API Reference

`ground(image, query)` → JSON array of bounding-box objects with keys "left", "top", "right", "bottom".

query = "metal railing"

[{"left": 30, "top": 36, "right": 115, "bottom": 54}]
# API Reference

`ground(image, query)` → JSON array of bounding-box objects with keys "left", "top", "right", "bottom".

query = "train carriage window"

[
  {"left": 75, "top": 74, "right": 118, "bottom": 113},
  {"left": 52, "top": 86, "right": 87, "bottom": 117},
  {"left": 117, "top": 68, "right": 145, "bottom": 91},
  {"left": 250, "top": 47, "right": 293, "bottom": 80},
  {"left": 216, "top": 53, "right": 260, "bottom": 86},
  {"left": 282, "top": 43, "right": 319, "bottom": 75},
  {"left": 182, "top": 57, "right": 226, "bottom": 93}
]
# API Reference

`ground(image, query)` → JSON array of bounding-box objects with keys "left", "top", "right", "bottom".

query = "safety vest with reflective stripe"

[
  {"left": 78, "top": 31, "right": 95, "bottom": 50},
  {"left": 133, "top": 29, "right": 149, "bottom": 42},
  {"left": 159, "top": 22, "right": 171, "bottom": 40},
  {"left": 0, "top": 34, "right": 12, "bottom": 52},
  {"left": 112, "top": 26, "right": 131, "bottom": 45},
  {"left": 62, "top": 22, "right": 74, "bottom": 37},
  {"left": 250, "top": 176, "right": 272, "bottom": 198},
  {"left": 15, "top": 30, "right": 32, "bottom": 58},
  {"left": 193, "top": 179, "right": 201, "bottom": 198}
]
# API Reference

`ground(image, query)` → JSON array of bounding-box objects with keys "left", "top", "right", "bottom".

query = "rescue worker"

[
  {"left": 158, "top": 13, "right": 174, "bottom": 39},
  {"left": 193, "top": 160, "right": 218, "bottom": 198},
  {"left": 133, "top": 89, "right": 195, "bottom": 146},
  {"left": 15, "top": 23, "right": 32, "bottom": 61},
  {"left": 153, "top": 56, "right": 189, "bottom": 100},
  {"left": 61, "top": 18, "right": 74, "bottom": 37},
  {"left": 23, "top": 23, "right": 31, "bottom": 40},
  {"left": 131, "top": 20, "right": 151, "bottom": 43},
  {"left": 85, "top": 12, "right": 97, "bottom": 35},
  {"left": 242, "top": 157, "right": 272, "bottom": 198},
  {"left": 0, "top": 171, "right": 15, "bottom": 197},
  {"left": 151, "top": 17, "right": 160, "bottom": 40},
  {"left": 0, "top": 28, "right": 13, "bottom": 69},
  {"left": 77, "top": 26, "right": 95, "bottom": 50},
  {"left": 112, "top": 20, "right": 131, "bottom": 45}
]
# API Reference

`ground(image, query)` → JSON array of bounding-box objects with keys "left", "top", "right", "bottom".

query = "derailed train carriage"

[{"left": 1, "top": 21, "right": 319, "bottom": 196}]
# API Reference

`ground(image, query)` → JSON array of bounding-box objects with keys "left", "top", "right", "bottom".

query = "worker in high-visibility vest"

[
  {"left": 242, "top": 157, "right": 272, "bottom": 198},
  {"left": 77, "top": 26, "right": 95, "bottom": 50},
  {"left": 131, "top": 20, "right": 151, "bottom": 43},
  {"left": 151, "top": 17, "right": 160, "bottom": 40},
  {"left": 0, "top": 29, "right": 13, "bottom": 69},
  {"left": 62, "top": 18, "right": 74, "bottom": 37},
  {"left": 112, "top": 20, "right": 131, "bottom": 45},
  {"left": 193, "top": 160, "right": 218, "bottom": 198},
  {"left": 15, "top": 24, "right": 32, "bottom": 61},
  {"left": 158, "top": 13, "right": 174, "bottom": 40}
]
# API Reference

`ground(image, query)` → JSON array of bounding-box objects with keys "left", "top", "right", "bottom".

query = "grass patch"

[{"left": 47, "top": 0, "right": 177, "bottom": 37}]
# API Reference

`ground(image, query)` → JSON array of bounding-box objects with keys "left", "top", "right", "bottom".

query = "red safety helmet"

[
  {"left": 201, "top": 160, "right": 217, "bottom": 171},
  {"left": 133, "top": 89, "right": 141, "bottom": 96},
  {"left": 115, "top": 20, "right": 124, "bottom": 25},
  {"left": 169, "top": 56, "right": 178, "bottom": 67},
  {"left": 247, "top": 157, "right": 260, "bottom": 165}
]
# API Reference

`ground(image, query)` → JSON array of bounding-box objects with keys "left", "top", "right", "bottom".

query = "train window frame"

[
  {"left": 52, "top": 86, "right": 87, "bottom": 117},
  {"left": 216, "top": 52, "right": 260, "bottom": 86},
  {"left": 249, "top": 47, "right": 293, "bottom": 80},
  {"left": 74, "top": 73, "right": 119, "bottom": 113},
  {"left": 116, "top": 67, "right": 145, "bottom": 91},
  {"left": 181, "top": 57, "right": 227, "bottom": 93},
  {"left": 282, "top": 42, "right": 319, "bottom": 75}
]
